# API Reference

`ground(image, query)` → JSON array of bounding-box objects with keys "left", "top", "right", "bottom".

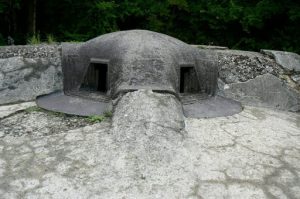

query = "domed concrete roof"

[{"left": 62, "top": 30, "right": 218, "bottom": 98}]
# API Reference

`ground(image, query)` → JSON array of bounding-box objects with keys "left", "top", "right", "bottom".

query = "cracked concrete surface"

[{"left": 0, "top": 100, "right": 299, "bottom": 198}]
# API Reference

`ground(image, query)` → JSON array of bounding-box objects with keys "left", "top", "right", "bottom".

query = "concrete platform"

[
  {"left": 36, "top": 91, "right": 112, "bottom": 116},
  {"left": 0, "top": 102, "right": 299, "bottom": 198},
  {"left": 182, "top": 95, "right": 242, "bottom": 118}
]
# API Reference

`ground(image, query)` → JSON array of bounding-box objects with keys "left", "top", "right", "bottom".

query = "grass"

[
  {"left": 27, "top": 33, "right": 41, "bottom": 45},
  {"left": 24, "top": 106, "right": 43, "bottom": 113},
  {"left": 103, "top": 111, "right": 113, "bottom": 118},
  {"left": 87, "top": 111, "right": 113, "bottom": 123},
  {"left": 27, "top": 33, "right": 56, "bottom": 45},
  {"left": 46, "top": 34, "right": 56, "bottom": 44},
  {"left": 24, "top": 106, "right": 65, "bottom": 117},
  {"left": 87, "top": 115, "right": 106, "bottom": 123},
  {"left": 24, "top": 106, "right": 113, "bottom": 123}
]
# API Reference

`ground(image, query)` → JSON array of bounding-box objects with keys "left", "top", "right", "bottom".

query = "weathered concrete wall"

[{"left": 0, "top": 44, "right": 63, "bottom": 105}]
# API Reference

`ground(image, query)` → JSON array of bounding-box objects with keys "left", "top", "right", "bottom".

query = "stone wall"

[
  {"left": 0, "top": 44, "right": 63, "bottom": 105},
  {"left": 214, "top": 49, "right": 300, "bottom": 112}
]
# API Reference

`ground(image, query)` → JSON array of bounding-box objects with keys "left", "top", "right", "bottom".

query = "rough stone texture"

[
  {"left": 112, "top": 90, "right": 185, "bottom": 134},
  {"left": 0, "top": 100, "right": 299, "bottom": 198},
  {"left": 0, "top": 104, "right": 93, "bottom": 138},
  {"left": 0, "top": 51, "right": 62, "bottom": 105},
  {"left": 0, "top": 42, "right": 299, "bottom": 114},
  {"left": 292, "top": 74, "right": 300, "bottom": 85},
  {"left": 261, "top": 49, "right": 300, "bottom": 72},
  {"left": 0, "top": 44, "right": 61, "bottom": 59},
  {"left": 221, "top": 74, "right": 300, "bottom": 112},
  {"left": 38, "top": 31, "right": 222, "bottom": 117},
  {"left": 215, "top": 49, "right": 300, "bottom": 111},
  {"left": 0, "top": 101, "right": 35, "bottom": 119},
  {"left": 63, "top": 30, "right": 218, "bottom": 98},
  {"left": 216, "top": 49, "right": 283, "bottom": 84}
]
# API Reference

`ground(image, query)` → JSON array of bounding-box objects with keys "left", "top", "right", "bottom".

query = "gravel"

[
  {"left": 0, "top": 109, "right": 97, "bottom": 137},
  {"left": 218, "top": 54, "right": 283, "bottom": 84},
  {"left": 0, "top": 44, "right": 61, "bottom": 59}
]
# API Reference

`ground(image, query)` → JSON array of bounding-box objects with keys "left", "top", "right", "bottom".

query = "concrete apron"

[{"left": 0, "top": 92, "right": 299, "bottom": 198}]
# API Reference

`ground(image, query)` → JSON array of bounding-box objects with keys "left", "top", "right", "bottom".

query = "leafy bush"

[{"left": 0, "top": 0, "right": 300, "bottom": 53}]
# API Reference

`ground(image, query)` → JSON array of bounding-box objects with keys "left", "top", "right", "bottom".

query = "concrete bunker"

[{"left": 36, "top": 30, "right": 242, "bottom": 118}]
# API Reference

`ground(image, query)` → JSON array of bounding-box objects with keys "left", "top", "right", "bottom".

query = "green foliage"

[
  {"left": 24, "top": 106, "right": 43, "bottom": 113},
  {"left": 47, "top": 110, "right": 66, "bottom": 117},
  {"left": 24, "top": 106, "right": 112, "bottom": 121},
  {"left": 0, "top": 2, "right": 6, "bottom": 13},
  {"left": 0, "top": 0, "right": 21, "bottom": 13},
  {"left": 89, "top": 1, "right": 118, "bottom": 35},
  {"left": 24, "top": 106, "right": 66, "bottom": 117},
  {"left": 46, "top": 34, "right": 56, "bottom": 44},
  {"left": 0, "top": 0, "right": 299, "bottom": 53},
  {"left": 104, "top": 111, "right": 113, "bottom": 118},
  {"left": 27, "top": 33, "right": 41, "bottom": 45},
  {"left": 87, "top": 115, "right": 106, "bottom": 123},
  {"left": 87, "top": 111, "right": 112, "bottom": 123}
]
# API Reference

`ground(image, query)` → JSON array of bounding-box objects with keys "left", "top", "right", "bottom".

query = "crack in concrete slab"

[{"left": 0, "top": 103, "right": 299, "bottom": 198}]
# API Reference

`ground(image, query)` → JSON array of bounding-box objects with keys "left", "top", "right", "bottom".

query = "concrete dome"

[{"left": 62, "top": 30, "right": 218, "bottom": 98}]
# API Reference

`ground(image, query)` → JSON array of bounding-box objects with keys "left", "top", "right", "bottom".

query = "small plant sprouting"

[
  {"left": 24, "top": 106, "right": 42, "bottom": 113},
  {"left": 46, "top": 34, "right": 55, "bottom": 44},
  {"left": 87, "top": 111, "right": 112, "bottom": 123},
  {"left": 103, "top": 111, "right": 112, "bottom": 118},
  {"left": 24, "top": 106, "right": 112, "bottom": 122},
  {"left": 27, "top": 33, "right": 41, "bottom": 45},
  {"left": 87, "top": 115, "right": 105, "bottom": 123},
  {"left": 24, "top": 106, "right": 66, "bottom": 117}
]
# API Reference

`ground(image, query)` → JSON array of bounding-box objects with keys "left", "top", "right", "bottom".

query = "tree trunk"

[
  {"left": 27, "top": 0, "right": 36, "bottom": 35},
  {"left": 7, "top": 0, "right": 17, "bottom": 35}
]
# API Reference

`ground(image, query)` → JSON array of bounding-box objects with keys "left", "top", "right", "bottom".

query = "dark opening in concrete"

[
  {"left": 81, "top": 63, "right": 108, "bottom": 93},
  {"left": 180, "top": 66, "right": 200, "bottom": 93}
]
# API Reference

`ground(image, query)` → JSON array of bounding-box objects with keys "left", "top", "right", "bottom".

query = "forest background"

[{"left": 0, "top": 0, "right": 299, "bottom": 53}]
